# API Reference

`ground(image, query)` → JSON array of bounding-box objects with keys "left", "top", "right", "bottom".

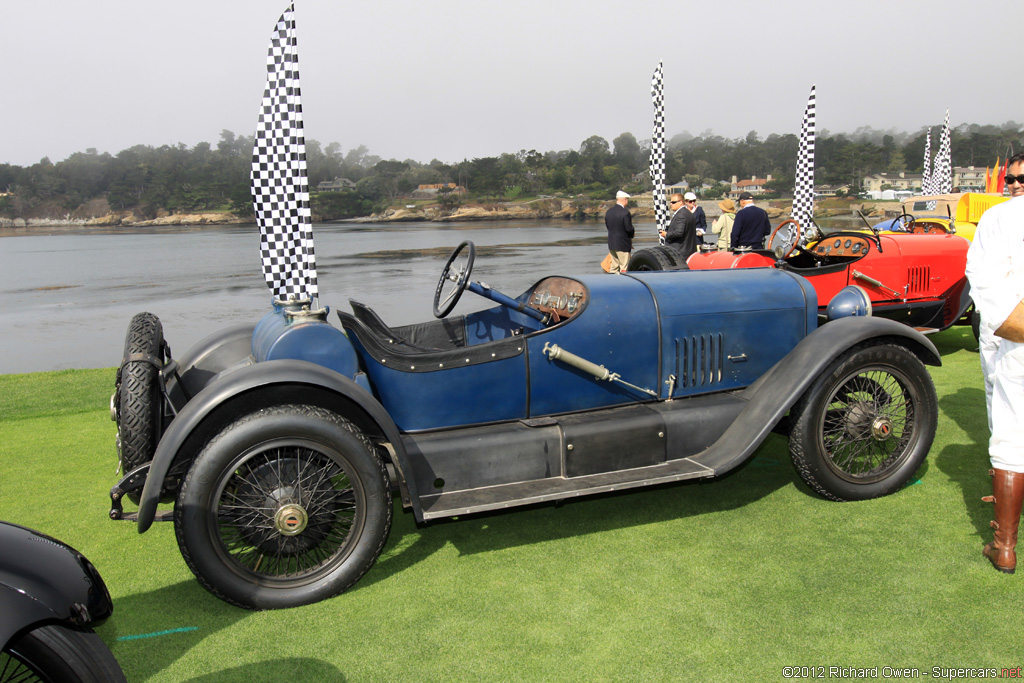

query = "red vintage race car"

[{"left": 634, "top": 223, "right": 973, "bottom": 335}]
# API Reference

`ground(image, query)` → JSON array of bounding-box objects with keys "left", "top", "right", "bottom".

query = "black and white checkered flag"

[
  {"left": 791, "top": 86, "right": 816, "bottom": 230},
  {"left": 251, "top": 4, "right": 319, "bottom": 306},
  {"left": 933, "top": 110, "right": 952, "bottom": 195},
  {"left": 650, "top": 61, "right": 668, "bottom": 245},
  {"left": 921, "top": 128, "right": 932, "bottom": 195}
]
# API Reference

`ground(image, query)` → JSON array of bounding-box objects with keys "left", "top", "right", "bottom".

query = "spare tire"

[
  {"left": 115, "top": 312, "right": 165, "bottom": 476},
  {"left": 628, "top": 246, "right": 690, "bottom": 272}
]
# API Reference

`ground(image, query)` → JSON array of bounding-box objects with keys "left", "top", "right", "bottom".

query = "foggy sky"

[{"left": 3, "top": 0, "right": 1017, "bottom": 168}]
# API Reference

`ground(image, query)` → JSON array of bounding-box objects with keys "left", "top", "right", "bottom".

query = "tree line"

[{"left": 1, "top": 122, "right": 1021, "bottom": 222}]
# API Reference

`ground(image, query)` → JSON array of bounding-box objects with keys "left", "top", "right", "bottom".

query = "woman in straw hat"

[{"left": 713, "top": 198, "right": 736, "bottom": 250}]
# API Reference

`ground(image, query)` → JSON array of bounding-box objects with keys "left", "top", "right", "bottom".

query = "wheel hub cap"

[
  {"left": 871, "top": 416, "right": 894, "bottom": 441},
  {"left": 274, "top": 504, "right": 308, "bottom": 536}
]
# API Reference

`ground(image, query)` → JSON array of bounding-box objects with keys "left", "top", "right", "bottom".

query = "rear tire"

[
  {"left": 788, "top": 343, "right": 937, "bottom": 501},
  {"left": 114, "top": 313, "right": 165, "bottom": 498},
  {"left": 175, "top": 405, "right": 393, "bottom": 609},
  {"left": 628, "top": 246, "right": 688, "bottom": 272},
  {"left": 1, "top": 624, "right": 126, "bottom": 683}
]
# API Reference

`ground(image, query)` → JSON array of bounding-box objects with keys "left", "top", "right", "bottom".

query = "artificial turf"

[{"left": 1, "top": 326, "right": 1022, "bottom": 682}]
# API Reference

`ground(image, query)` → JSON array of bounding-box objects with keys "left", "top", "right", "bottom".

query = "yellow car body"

[{"left": 880, "top": 192, "right": 1009, "bottom": 241}]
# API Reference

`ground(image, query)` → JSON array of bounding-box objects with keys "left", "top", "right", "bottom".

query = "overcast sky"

[{"left": 3, "top": 0, "right": 1018, "bottom": 168}]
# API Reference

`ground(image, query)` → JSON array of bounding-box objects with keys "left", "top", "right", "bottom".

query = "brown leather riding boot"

[{"left": 982, "top": 468, "right": 1024, "bottom": 574}]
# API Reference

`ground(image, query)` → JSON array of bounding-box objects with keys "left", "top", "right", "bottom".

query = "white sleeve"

[{"left": 967, "top": 200, "right": 1024, "bottom": 329}]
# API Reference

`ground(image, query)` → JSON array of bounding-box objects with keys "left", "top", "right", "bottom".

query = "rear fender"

[
  {"left": 135, "top": 359, "right": 416, "bottom": 533},
  {"left": 165, "top": 323, "right": 256, "bottom": 407},
  {"left": 693, "top": 316, "right": 940, "bottom": 474}
]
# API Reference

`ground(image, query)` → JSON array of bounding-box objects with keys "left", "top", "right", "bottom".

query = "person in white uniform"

[{"left": 965, "top": 151, "right": 1024, "bottom": 573}]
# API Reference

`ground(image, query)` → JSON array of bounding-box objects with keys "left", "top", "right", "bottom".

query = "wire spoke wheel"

[
  {"left": 789, "top": 343, "right": 936, "bottom": 501},
  {"left": 820, "top": 370, "right": 910, "bottom": 482},
  {"left": 0, "top": 650, "right": 43, "bottom": 683},
  {"left": 215, "top": 443, "right": 360, "bottom": 581},
  {"left": 1, "top": 625, "right": 126, "bottom": 683},
  {"left": 176, "top": 405, "right": 392, "bottom": 609}
]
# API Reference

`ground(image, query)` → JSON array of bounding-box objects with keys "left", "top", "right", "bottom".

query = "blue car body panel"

[{"left": 342, "top": 268, "right": 815, "bottom": 429}]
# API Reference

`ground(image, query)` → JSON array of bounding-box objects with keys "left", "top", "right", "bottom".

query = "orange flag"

[{"left": 997, "top": 158, "right": 1009, "bottom": 194}]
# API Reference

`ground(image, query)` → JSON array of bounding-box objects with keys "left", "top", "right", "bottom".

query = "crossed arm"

[{"left": 997, "top": 300, "right": 1024, "bottom": 343}]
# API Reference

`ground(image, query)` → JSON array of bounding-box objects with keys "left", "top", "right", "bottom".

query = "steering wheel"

[
  {"left": 768, "top": 219, "right": 802, "bottom": 259},
  {"left": 434, "top": 240, "right": 476, "bottom": 318},
  {"left": 893, "top": 213, "right": 916, "bottom": 232}
]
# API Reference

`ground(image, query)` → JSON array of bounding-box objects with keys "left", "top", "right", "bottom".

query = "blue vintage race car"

[{"left": 108, "top": 240, "right": 940, "bottom": 610}]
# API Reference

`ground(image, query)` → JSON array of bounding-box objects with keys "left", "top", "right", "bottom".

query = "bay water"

[{"left": 0, "top": 216, "right": 863, "bottom": 374}]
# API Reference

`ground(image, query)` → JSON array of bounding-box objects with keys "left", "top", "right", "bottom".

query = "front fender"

[
  {"left": 0, "top": 522, "right": 114, "bottom": 645},
  {"left": 136, "top": 359, "right": 415, "bottom": 533},
  {"left": 694, "top": 316, "right": 940, "bottom": 474}
]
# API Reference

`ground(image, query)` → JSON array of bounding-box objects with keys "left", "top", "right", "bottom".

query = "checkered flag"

[
  {"left": 791, "top": 86, "right": 816, "bottom": 231},
  {"left": 933, "top": 110, "right": 952, "bottom": 195},
  {"left": 251, "top": 3, "right": 319, "bottom": 306},
  {"left": 921, "top": 128, "right": 932, "bottom": 195},
  {"left": 650, "top": 61, "right": 668, "bottom": 245}
]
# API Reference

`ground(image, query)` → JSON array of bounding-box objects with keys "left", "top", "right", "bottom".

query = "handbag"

[{"left": 600, "top": 253, "right": 614, "bottom": 273}]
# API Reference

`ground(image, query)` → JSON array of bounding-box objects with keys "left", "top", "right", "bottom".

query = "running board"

[
  {"left": 418, "top": 456, "right": 714, "bottom": 521},
  {"left": 913, "top": 326, "right": 939, "bottom": 334}
]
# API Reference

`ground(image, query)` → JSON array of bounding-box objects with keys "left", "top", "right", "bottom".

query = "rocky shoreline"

[
  {"left": 0, "top": 199, "right": 893, "bottom": 229},
  {"left": 354, "top": 199, "right": 890, "bottom": 224}
]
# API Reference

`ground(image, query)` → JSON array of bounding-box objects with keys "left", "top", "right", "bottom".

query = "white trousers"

[{"left": 983, "top": 336, "right": 1024, "bottom": 473}]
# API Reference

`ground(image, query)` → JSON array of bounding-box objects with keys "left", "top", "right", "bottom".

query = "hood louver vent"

[
  {"left": 678, "top": 333, "right": 724, "bottom": 388},
  {"left": 907, "top": 266, "right": 930, "bottom": 294}
]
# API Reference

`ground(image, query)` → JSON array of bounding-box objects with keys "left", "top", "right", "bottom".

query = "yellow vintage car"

[{"left": 875, "top": 192, "right": 1008, "bottom": 241}]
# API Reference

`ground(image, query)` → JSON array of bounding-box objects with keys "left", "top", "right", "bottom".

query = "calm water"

[
  {"left": 0, "top": 216, "right": 863, "bottom": 374},
  {"left": 0, "top": 220, "right": 637, "bottom": 374}
]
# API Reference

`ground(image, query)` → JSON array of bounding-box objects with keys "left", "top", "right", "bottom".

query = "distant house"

[
  {"left": 664, "top": 179, "right": 689, "bottom": 198},
  {"left": 861, "top": 172, "right": 923, "bottom": 193},
  {"left": 726, "top": 175, "right": 772, "bottom": 199},
  {"left": 316, "top": 177, "right": 356, "bottom": 192},
  {"left": 411, "top": 183, "right": 466, "bottom": 199},
  {"left": 953, "top": 166, "right": 986, "bottom": 192},
  {"left": 814, "top": 184, "right": 851, "bottom": 198}
]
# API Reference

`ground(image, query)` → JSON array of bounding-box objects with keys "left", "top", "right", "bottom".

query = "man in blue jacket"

[
  {"left": 730, "top": 191, "right": 772, "bottom": 249},
  {"left": 683, "top": 192, "right": 708, "bottom": 244}
]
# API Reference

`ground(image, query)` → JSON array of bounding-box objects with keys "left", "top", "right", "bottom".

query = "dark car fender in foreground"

[{"left": 1, "top": 521, "right": 126, "bottom": 682}]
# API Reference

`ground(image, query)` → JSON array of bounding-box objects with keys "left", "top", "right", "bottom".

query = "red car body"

[{"left": 685, "top": 230, "right": 972, "bottom": 333}]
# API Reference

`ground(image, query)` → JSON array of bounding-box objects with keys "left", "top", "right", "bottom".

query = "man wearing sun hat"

[{"left": 604, "top": 190, "right": 635, "bottom": 274}]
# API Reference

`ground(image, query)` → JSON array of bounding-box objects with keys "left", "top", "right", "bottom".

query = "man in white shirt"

[{"left": 965, "top": 151, "right": 1024, "bottom": 573}]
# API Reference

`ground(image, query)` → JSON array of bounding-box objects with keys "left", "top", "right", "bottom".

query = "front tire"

[
  {"left": 175, "top": 405, "right": 392, "bottom": 609},
  {"left": 788, "top": 343, "right": 937, "bottom": 501},
  {"left": 1, "top": 624, "right": 126, "bottom": 683}
]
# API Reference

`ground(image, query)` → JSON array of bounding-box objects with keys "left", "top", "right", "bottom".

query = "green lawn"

[{"left": 2, "top": 327, "right": 1021, "bottom": 682}]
